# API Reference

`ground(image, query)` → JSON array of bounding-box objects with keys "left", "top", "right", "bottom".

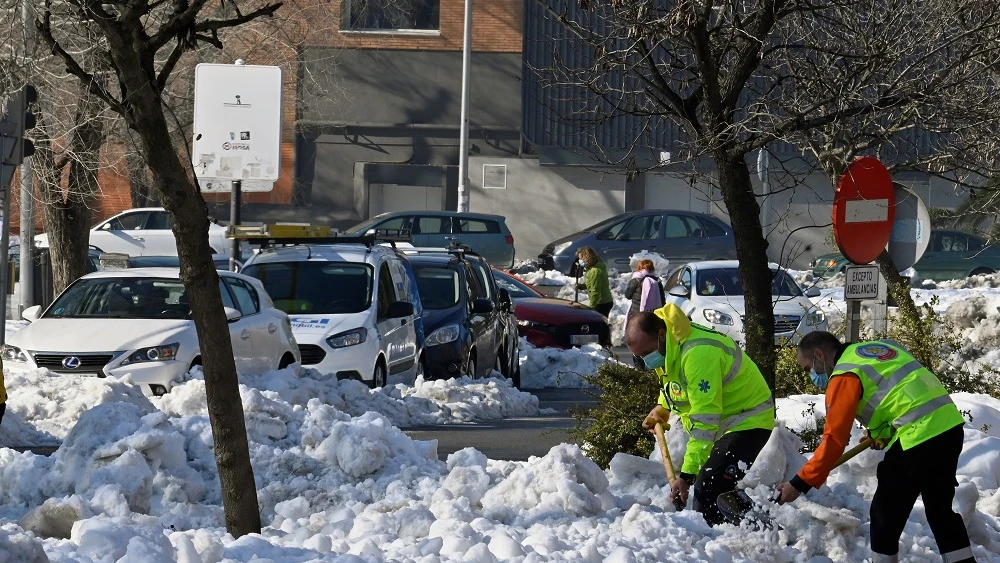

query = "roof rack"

[
  {"left": 399, "top": 242, "right": 482, "bottom": 259},
  {"left": 226, "top": 224, "right": 412, "bottom": 248}
]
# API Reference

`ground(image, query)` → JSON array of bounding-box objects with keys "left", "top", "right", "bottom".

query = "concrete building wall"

[{"left": 468, "top": 156, "right": 627, "bottom": 259}]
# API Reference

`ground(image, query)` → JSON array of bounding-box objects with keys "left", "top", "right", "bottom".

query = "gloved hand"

[{"left": 862, "top": 429, "right": 887, "bottom": 450}]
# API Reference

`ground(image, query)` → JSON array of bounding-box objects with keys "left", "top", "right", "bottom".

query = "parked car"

[
  {"left": 405, "top": 248, "right": 519, "bottom": 382},
  {"left": 492, "top": 268, "right": 611, "bottom": 349},
  {"left": 538, "top": 210, "right": 737, "bottom": 275},
  {"left": 662, "top": 260, "right": 827, "bottom": 346},
  {"left": 34, "top": 208, "right": 248, "bottom": 258},
  {"left": 241, "top": 241, "right": 423, "bottom": 388},
  {"left": 1, "top": 268, "right": 300, "bottom": 396},
  {"left": 345, "top": 211, "right": 516, "bottom": 268},
  {"left": 811, "top": 229, "right": 1000, "bottom": 282}
]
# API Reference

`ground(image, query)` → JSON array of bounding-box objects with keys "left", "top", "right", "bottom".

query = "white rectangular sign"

[
  {"left": 844, "top": 198, "right": 889, "bottom": 223},
  {"left": 198, "top": 179, "right": 275, "bottom": 193},
  {"left": 844, "top": 264, "right": 880, "bottom": 300},
  {"left": 192, "top": 64, "right": 282, "bottom": 188}
]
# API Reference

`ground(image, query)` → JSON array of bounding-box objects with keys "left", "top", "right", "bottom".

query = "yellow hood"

[{"left": 653, "top": 303, "right": 691, "bottom": 374}]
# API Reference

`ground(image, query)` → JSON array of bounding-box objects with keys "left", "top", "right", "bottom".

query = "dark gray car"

[
  {"left": 538, "top": 210, "right": 737, "bottom": 274},
  {"left": 346, "top": 211, "right": 516, "bottom": 268}
]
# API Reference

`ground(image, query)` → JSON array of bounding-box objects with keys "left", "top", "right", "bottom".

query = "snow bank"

[{"left": 519, "top": 340, "right": 613, "bottom": 388}]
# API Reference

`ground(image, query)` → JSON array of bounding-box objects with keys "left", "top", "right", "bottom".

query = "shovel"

[
  {"left": 716, "top": 437, "right": 875, "bottom": 529},
  {"left": 654, "top": 422, "right": 686, "bottom": 510}
]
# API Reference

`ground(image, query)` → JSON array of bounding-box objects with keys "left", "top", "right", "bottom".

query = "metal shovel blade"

[{"left": 716, "top": 490, "right": 777, "bottom": 530}]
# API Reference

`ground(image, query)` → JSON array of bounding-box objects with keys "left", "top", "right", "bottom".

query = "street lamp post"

[{"left": 457, "top": 0, "right": 472, "bottom": 213}]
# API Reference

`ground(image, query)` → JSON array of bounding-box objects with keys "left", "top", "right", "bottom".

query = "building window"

[{"left": 342, "top": 0, "right": 440, "bottom": 31}]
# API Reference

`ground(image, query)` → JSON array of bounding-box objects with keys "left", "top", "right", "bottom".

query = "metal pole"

[
  {"left": 846, "top": 300, "right": 862, "bottom": 343},
  {"left": 456, "top": 0, "right": 473, "bottom": 213},
  {"left": 230, "top": 179, "right": 241, "bottom": 272},
  {"left": 18, "top": 0, "right": 34, "bottom": 316},
  {"left": 0, "top": 177, "right": 11, "bottom": 337}
]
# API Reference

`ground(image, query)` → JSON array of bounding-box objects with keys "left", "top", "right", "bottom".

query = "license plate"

[{"left": 570, "top": 334, "right": 600, "bottom": 345}]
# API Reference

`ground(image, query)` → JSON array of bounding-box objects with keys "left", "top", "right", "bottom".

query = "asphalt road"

[{"left": 401, "top": 388, "right": 600, "bottom": 461}]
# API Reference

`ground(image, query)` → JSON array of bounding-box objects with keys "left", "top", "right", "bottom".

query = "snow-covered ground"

[{"left": 7, "top": 261, "right": 1000, "bottom": 560}]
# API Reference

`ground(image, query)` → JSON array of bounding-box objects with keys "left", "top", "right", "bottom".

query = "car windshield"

[
  {"left": 45, "top": 277, "right": 189, "bottom": 319},
  {"left": 696, "top": 268, "right": 803, "bottom": 297},
  {"left": 413, "top": 266, "right": 461, "bottom": 309},
  {"left": 241, "top": 262, "right": 373, "bottom": 314},
  {"left": 493, "top": 270, "right": 540, "bottom": 298}
]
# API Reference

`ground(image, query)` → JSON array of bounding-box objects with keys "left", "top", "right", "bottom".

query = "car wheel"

[
  {"left": 971, "top": 267, "right": 994, "bottom": 276},
  {"left": 369, "top": 360, "right": 387, "bottom": 389},
  {"left": 278, "top": 353, "right": 295, "bottom": 370}
]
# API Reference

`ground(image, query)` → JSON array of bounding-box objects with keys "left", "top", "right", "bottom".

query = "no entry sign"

[{"left": 833, "top": 157, "right": 895, "bottom": 264}]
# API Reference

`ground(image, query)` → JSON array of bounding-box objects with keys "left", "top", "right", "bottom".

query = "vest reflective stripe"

[
  {"left": 689, "top": 428, "right": 718, "bottom": 441},
  {"left": 719, "top": 398, "right": 775, "bottom": 435},
  {"left": 893, "top": 394, "right": 955, "bottom": 428},
  {"left": 941, "top": 546, "right": 974, "bottom": 563},
  {"left": 835, "top": 359, "right": 926, "bottom": 424},
  {"left": 689, "top": 413, "right": 721, "bottom": 426},
  {"left": 680, "top": 337, "right": 742, "bottom": 386}
]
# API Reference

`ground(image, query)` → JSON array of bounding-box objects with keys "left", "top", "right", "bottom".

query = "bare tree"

[
  {"left": 531, "top": 0, "right": 1000, "bottom": 385},
  {"left": 35, "top": 0, "right": 280, "bottom": 536}
]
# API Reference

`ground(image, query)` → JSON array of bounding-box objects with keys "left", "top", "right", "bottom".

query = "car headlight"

[
  {"left": 426, "top": 324, "right": 460, "bottom": 346},
  {"left": 553, "top": 241, "right": 573, "bottom": 255},
  {"left": 120, "top": 343, "right": 179, "bottom": 365},
  {"left": 326, "top": 328, "right": 368, "bottom": 348},
  {"left": 1, "top": 344, "right": 29, "bottom": 363},
  {"left": 806, "top": 310, "right": 826, "bottom": 326},
  {"left": 703, "top": 309, "right": 734, "bottom": 326}
]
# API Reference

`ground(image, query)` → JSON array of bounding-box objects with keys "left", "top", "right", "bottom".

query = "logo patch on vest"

[
  {"left": 698, "top": 380, "right": 711, "bottom": 393},
  {"left": 669, "top": 381, "right": 684, "bottom": 398},
  {"left": 857, "top": 344, "right": 898, "bottom": 361}
]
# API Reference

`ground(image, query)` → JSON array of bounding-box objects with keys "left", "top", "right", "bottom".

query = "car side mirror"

[
  {"left": 668, "top": 285, "right": 690, "bottom": 299},
  {"left": 471, "top": 298, "right": 494, "bottom": 315},
  {"left": 497, "top": 288, "right": 512, "bottom": 312},
  {"left": 388, "top": 300, "right": 415, "bottom": 319},
  {"left": 805, "top": 286, "right": 821, "bottom": 298},
  {"left": 22, "top": 305, "right": 41, "bottom": 322},
  {"left": 223, "top": 307, "right": 242, "bottom": 322}
]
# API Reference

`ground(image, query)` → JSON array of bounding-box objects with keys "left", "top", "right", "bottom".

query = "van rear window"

[
  {"left": 457, "top": 219, "right": 501, "bottom": 234},
  {"left": 242, "top": 262, "right": 373, "bottom": 314}
]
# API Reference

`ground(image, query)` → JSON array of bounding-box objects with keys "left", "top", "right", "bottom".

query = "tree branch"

[{"left": 35, "top": 14, "right": 125, "bottom": 115}]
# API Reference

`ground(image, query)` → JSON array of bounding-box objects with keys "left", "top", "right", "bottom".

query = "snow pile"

[
  {"left": 518, "top": 341, "right": 613, "bottom": 388},
  {"left": 155, "top": 367, "right": 541, "bottom": 428}
]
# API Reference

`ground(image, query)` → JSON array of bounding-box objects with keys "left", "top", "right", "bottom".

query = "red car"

[{"left": 492, "top": 269, "right": 611, "bottom": 349}]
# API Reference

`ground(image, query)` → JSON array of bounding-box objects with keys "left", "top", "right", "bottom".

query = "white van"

[{"left": 240, "top": 242, "right": 423, "bottom": 387}]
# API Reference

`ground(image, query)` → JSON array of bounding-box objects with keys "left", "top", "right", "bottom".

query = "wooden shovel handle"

[
  {"left": 654, "top": 422, "right": 678, "bottom": 483},
  {"left": 833, "top": 438, "right": 874, "bottom": 467}
]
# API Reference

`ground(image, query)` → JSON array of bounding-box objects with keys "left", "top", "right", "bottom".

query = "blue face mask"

[
  {"left": 810, "top": 368, "right": 829, "bottom": 390},
  {"left": 644, "top": 350, "right": 665, "bottom": 370},
  {"left": 643, "top": 335, "right": 666, "bottom": 370}
]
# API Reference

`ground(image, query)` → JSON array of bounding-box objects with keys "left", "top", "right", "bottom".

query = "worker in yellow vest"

[
  {"left": 776, "top": 331, "right": 974, "bottom": 563},
  {"left": 626, "top": 304, "right": 775, "bottom": 526}
]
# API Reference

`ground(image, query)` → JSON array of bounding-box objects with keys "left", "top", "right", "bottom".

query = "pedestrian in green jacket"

[{"left": 576, "top": 246, "right": 614, "bottom": 317}]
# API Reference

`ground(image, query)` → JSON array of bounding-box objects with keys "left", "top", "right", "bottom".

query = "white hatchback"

[
  {"left": 34, "top": 207, "right": 241, "bottom": 257},
  {"left": 662, "top": 260, "right": 827, "bottom": 345},
  {"left": 1, "top": 268, "right": 300, "bottom": 395}
]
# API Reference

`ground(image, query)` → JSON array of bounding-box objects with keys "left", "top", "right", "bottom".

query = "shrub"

[
  {"left": 773, "top": 344, "right": 824, "bottom": 398},
  {"left": 569, "top": 360, "right": 660, "bottom": 469}
]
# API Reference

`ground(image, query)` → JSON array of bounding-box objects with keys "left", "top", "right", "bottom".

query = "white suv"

[
  {"left": 240, "top": 242, "right": 423, "bottom": 387},
  {"left": 35, "top": 207, "right": 239, "bottom": 257}
]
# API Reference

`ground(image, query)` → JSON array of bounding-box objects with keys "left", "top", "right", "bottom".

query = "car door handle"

[
  {"left": 134, "top": 237, "right": 145, "bottom": 242},
  {"left": 241, "top": 329, "right": 251, "bottom": 340},
  {"left": 268, "top": 323, "right": 277, "bottom": 334}
]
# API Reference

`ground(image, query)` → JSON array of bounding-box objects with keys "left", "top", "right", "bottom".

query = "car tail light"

[{"left": 505, "top": 235, "right": 514, "bottom": 245}]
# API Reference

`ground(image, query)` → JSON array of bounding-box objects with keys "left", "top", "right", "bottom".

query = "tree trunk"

[
  {"left": 35, "top": 81, "right": 105, "bottom": 294},
  {"left": 106, "top": 42, "right": 261, "bottom": 537},
  {"left": 127, "top": 150, "right": 157, "bottom": 208},
  {"left": 715, "top": 151, "right": 777, "bottom": 389}
]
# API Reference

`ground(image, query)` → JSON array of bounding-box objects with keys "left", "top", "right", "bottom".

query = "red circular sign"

[{"left": 832, "top": 157, "right": 895, "bottom": 264}]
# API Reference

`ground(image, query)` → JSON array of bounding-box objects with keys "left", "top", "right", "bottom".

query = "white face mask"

[{"left": 706, "top": 283, "right": 716, "bottom": 293}]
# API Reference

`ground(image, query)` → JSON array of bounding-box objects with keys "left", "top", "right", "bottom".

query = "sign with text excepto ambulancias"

[
  {"left": 192, "top": 64, "right": 282, "bottom": 191},
  {"left": 844, "top": 264, "right": 881, "bottom": 300}
]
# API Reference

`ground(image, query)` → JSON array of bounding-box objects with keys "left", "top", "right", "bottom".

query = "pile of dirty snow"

[{"left": 518, "top": 341, "right": 614, "bottom": 388}]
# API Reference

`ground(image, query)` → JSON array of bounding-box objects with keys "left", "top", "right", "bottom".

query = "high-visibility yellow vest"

[
  {"left": 832, "top": 340, "right": 964, "bottom": 449},
  {"left": 653, "top": 306, "right": 774, "bottom": 475}
]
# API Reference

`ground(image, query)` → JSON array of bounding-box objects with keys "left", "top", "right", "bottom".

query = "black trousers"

[
  {"left": 594, "top": 302, "right": 613, "bottom": 318},
  {"left": 692, "top": 428, "right": 771, "bottom": 526},
  {"left": 871, "top": 424, "right": 974, "bottom": 562}
]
